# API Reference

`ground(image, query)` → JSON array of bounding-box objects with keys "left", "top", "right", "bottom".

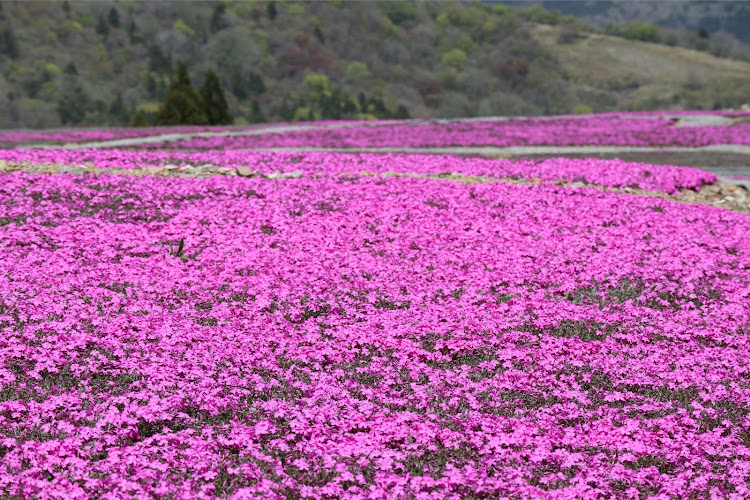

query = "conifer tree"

[
  {"left": 267, "top": 1, "right": 277, "bottom": 21},
  {"left": 0, "top": 28, "right": 19, "bottom": 59},
  {"left": 96, "top": 15, "right": 110, "bottom": 37},
  {"left": 154, "top": 61, "right": 209, "bottom": 126},
  {"left": 130, "top": 110, "right": 149, "bottom": 127},
  {"left": 249, "top": 100, "right": 266, "bottom": 123},
  {"left": 108, "top": 7, "right": 120, "bottom": 28},
  {"left": 200, "top": 70, "right": 233, "bottom": 125}
]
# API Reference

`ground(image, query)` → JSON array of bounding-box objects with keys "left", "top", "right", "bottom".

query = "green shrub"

[
  {"left": 620, "top": 22, "right": 661, "bottom": 43},
  {"left": 345, "top": 61, "right": 370, "bottom": 83},
  {"left": 379, "top": 1, "right": 416, "bottom": 25},
  {"left": 441, "top": 49, "right": 467, "bottom": 70},
  {"left": 173, "top": 20, "right": 195, "bottom": 37}
]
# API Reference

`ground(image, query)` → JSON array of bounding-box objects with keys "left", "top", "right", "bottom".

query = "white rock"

[{"left": 236, "top": 166, "right": 254, "bottom": 177}]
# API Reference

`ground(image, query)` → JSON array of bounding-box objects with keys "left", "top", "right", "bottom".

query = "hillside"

[
  {"left": 1, "top": 1, "right": 750, "bottom": 129},
  {"left": 521, "top": 0, "right": 750, "bottom": 44},
  {"left": 530, "top": 24, "right": 750, "bottom": 111}
]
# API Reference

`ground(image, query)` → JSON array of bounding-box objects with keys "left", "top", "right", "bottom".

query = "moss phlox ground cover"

[
  {"left": 150, "top": 118, "right": 750, "bottom": 149},
  {"left": 0, "top": 150, "right": 715, "bottom": 195},
  {"left": 1, "top": 171, "right": 749, "bottom": 498}
]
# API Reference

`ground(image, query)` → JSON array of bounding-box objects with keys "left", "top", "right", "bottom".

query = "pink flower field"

[
  {"left": 0, "top": 149, "right": 716, "bottom": 195},
  {"left": 148, "top": 116, "right": 750, "bottom": 150},
  {"left": 1, "top": 160, "right": 749, "bottom": 498}
]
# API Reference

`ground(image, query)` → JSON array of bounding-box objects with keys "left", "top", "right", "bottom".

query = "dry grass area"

[{"left": 530, "top": 24, "right": 750, "bottom": 109}]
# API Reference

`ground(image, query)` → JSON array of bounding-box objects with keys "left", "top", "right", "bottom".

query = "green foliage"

[
  {"left": 267, "top": 1, "right": 277, "bottom": 21},
  {"left": 60, "top": 20, "right": 84, "bottom": 36},
  {"left": 56, "top": 75, "right": 88, "bottom": 125},
  {"left": 457, "top": 34, "right": 477, "bottom": 53},
  {"left": 437, "top": 5, "right": 475, "bottom": 29},
  {"left": 109, "top": 94, "right": 128, "bottom": 124},
  {"left": 172, "top": 61, "right": 192, "bottom": 89},
  {"left": 492, "top": 5, "right": 515, "bottom": 17},
  {"left": 129, "top": 110, "right": 149, "bottom": 127},
  {"left": 304, "top": 74, "right": 330, "bottom": 100},
  {"left": 0, "top": 28, "right": 20, "bottom": 59},
  {"left": 572, "top": 104, "right": 592, "bottom": 114},
  {"left": 210, "top": 3, "right": 227, "bottom": 33},
  {"left": 108, "top": 7, "right": 120, "bottom": 28},
  {"left": 249, "top": 100, "right": 266, "bottom": 123},
  {"left": 96, "top": 15, "right": 110, "bottom": 37},
  {"left": 524, "top": 5, "right": 574, "bottom": 26},
  {"left": 200, "top": 70, "right": 233, "bottom": 125},
  {"left": 441, "top": 49, "right": 467, "bottom": 69},
  {"left": 620, "top": 22, "right": 661, "bottom": 43},
  {"left": 292, "top": 106, "right": 315, "bottom": 122},
  {"left": 44, "top": 63, "right": 62, "bottom": 77},
  {"left": 154, "top": 61, "right": 209, "bottom": 126},
  {"left": 230, "top": 71, "right": 265, "bottom": 99},
  {"left": 173, "top": 20, "right": 195, "bottom": 37},
  {"left": 148, "top": 45, "right": 172, "bottom": 74},
  {"left": 168, "top": 239, "right": 188, "bottom": 261},
  {"left": 285, "top": 3, "right": 305, "bottom": 16},
  {"left": 379, "top": 1, "right": 417, "bottom": 26},
  {"left": 313, "top": 25, "right": 325, "bottom": 44},
  {"left": 345, "top": 61, "right": 370, "bottom": 82}
]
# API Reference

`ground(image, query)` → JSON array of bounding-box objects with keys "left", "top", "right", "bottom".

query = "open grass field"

[
  {"left": 1, "top": 112, "right": 749, "bottom": 498},
  {"left": 530, "top": 24, "right": 750, "bottom": 111}
]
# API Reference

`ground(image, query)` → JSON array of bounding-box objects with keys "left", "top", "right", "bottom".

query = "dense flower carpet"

[{"left": 1, "top": 114, "right": 749, "bottom": 498}]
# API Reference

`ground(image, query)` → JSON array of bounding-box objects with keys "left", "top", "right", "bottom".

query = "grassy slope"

[{"left": 531, "top": 24, "right": 750, "bottom": 110}]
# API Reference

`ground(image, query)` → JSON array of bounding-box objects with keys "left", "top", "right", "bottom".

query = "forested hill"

[{"left": 2, "top": 1, "right": 750, "bottom": 129}]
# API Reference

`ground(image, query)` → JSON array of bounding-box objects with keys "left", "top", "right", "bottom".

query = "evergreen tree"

[
  {"left": 108, "top": 7, "right": 120, "bottom": 28},
  {"left": 109, "top": 94, "right": 128, "bottom": 124},
  {"left": 130, "top": 110, "right": 149, "bottom": 127},
  {"left": 394, "top": 105, "right": 410, "bottom": 119},
  {"left": 0, "top": 28, "right": 19, "bottom": 59},
  {"left": 248, "top": 72, "right": 266, "bottom": 94},
  {"left": 342, "top": 98, "right": 357, "bottom": 115},
  {"left": 210, "top": 3, "right": 226, "bottom": 33},
  {"left": 155, "top": 61, "right": 209, "bottom": 126},
  {"left": 127, "top": 20, "right": 137, "bottom": 43},
  {"left": 62, "top": 1, "right": 70, "bottom": 18},
  {"left": 96, "top": 15, "right": 110, "bottom": 37},
  {"left": 56, "top": 76, "right": 89, "bottom": 125},
  {"left": 249, "top": 100, "right": 266, "bottom": 123},
  {"left": 230, "top": 70, "right": 248, "bottom": 99},
  {"left": 64, "top": 62, "right": 78, "bottom": 75},
  {"left": 267, "top": 1, "right": 277, "bottom": 21},
  {"left": 313, "top": 25, "right": 325, "bottom": 44},
  {"left": 148, "top": 45, "right": 172, "bottom": 74},
  {"left": 200, "top": 70, "right": 233, "bottom": 125}
]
